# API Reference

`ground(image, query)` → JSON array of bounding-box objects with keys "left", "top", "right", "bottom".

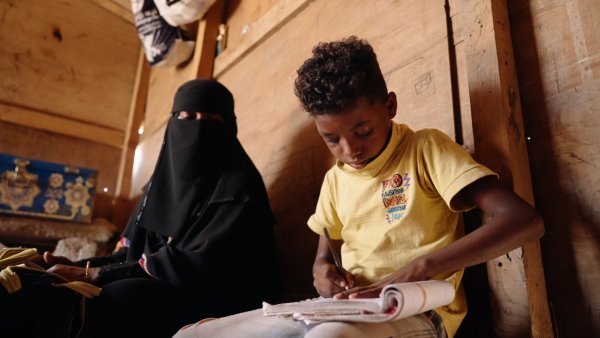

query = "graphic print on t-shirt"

[{"left": 381, "top": 173, "right": 410, "bottom": 223}]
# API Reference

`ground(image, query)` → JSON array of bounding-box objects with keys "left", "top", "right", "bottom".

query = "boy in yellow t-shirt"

[
  {"left": 173, "top": 36, "right": 544, "bottom": 338},
  {"left": 299, "top": 36, "right": 544, "bottom": 338}
]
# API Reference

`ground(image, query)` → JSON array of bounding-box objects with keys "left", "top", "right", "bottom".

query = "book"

[{"left": 262, "top": 280, "right": 455, "bottom": 325}]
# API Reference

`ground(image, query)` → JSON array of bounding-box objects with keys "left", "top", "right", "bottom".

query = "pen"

[{"left": 323, "top": 228, "right": 349, "bottom": 290}]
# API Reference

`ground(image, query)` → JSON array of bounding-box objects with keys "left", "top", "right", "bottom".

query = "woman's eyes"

[
  {"left": 177, "top": 111, "right": 195, "bottom": 120},
  {"left": 324, "top": 137, "right": 339, "bottom": 144}
]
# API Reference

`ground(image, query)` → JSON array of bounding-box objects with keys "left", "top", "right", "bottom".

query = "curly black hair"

[{"left": 294, "top": 36, "right": 388, "bottom": 116}]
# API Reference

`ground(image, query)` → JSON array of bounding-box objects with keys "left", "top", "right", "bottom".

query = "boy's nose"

[{"left": 342, "top": 139, "right": 361, "bottom": 158}]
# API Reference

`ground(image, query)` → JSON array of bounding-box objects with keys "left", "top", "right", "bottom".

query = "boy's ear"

[{"left": 386, "top": 92, "right": 398, "bottom": 119}]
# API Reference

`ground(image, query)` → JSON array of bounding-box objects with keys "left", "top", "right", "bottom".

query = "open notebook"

[{"left": 263, "top": 280, "right": 455, "bottom": 325}]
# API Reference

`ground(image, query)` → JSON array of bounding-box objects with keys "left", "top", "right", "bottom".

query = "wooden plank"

[
  {"left": 221, "top": 0, "right": 279, "bottom": 55},
  {"left": 448, "top": 0, "right": 475, "bottom": 154},
  {"left": 213, "top": 0, "right": 312, "bottom": 77},
  {"left": 0, "top": 101, "right": 124, "bottom": 148},
  {"left": 461, "top": 0, "right": 554, "bottom": 337},
  {"left": 195, "top": 0, "right": 226, "bottom": 78},
  {"left": 116, "top": 49, "right": 150, "bottom": 199},
  {"left": 509, "top": 0, "right": 600, "bottom": 335},
  {"left": 91, "top": 0, "right": 134, "bottom": 24},
  {"left": 0, "top": 0, "right": 139, "bottom": 132}
]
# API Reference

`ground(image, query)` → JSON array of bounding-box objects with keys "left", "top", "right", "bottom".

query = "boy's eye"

[{"left": 355, "top": 127, "right": 372, "bottom": 138}]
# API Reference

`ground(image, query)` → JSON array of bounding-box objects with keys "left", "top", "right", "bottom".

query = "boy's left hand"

[
  {"left": 334, "top": 261, "right": 426, "bottom": 299},
  {"left": 333, "top": 282, "right": 383, "bottom": 299}
]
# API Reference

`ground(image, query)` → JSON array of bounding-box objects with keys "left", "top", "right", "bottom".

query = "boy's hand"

[
  {"left": 313, "top": 260, "right": 355, "bottom": 297},
  {"left": 334, "top": 283, "right": 383, "bottom": 299},
  {"left": 334, "top": 261, "right": 426, "bottom": 299}
]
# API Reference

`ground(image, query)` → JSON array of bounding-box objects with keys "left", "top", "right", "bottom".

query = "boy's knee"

[{"left": 306, "top": 322, "right": 369, "bottom": 338}]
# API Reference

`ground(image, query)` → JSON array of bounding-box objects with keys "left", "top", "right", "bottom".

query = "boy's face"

[{"left": 314, "top": 92, "right": 397, "bottom": 169}]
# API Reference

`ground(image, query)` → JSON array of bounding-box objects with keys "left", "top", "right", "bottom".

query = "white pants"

[{"left": 173, "top": 308, "right": 445, "bottom": 338}]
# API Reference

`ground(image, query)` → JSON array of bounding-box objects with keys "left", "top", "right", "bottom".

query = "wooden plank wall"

[
  {"left": 509, "top": 0, "right": 600, "bottom": 337},
  {"left": 12, "top": 0, "right": 597, "bottom": 336},
  {"left": 0, "top": 0, "right": 139, "bottom": 196}
]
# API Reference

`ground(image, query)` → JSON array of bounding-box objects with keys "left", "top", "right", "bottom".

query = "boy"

[{"left": 173, "top": 36, "right": 544, "bottom": 338}]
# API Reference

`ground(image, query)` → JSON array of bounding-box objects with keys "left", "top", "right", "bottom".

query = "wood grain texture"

[
  {"left": 92, "top": 0, "right": 134, "bottom": 24},
  {"left": 0, "top": 0, "right": 139, "bottom": 131},
  {"left": 214, "top": 0, "right": 312, "bottom": 77},
  {"left": 221, "top": 0, "right": 280, "bottom": 59},
  {"left": 460, "top": 0, "right": 554, "bottom": 337},
  {"left": 510, "top": 0, "right": 600, "bottom": 336},
  {"left": 0, "top": 101, "right": 124, "bottom": 148}
]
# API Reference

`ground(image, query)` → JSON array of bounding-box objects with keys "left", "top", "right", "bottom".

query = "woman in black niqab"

[{"left": 80, "top": 79, "right": 282, "bottom": 338}]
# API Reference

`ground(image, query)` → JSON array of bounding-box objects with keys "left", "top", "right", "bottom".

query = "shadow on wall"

[{"left": 262, "top": 111, "right": 334, "bottom": 302}]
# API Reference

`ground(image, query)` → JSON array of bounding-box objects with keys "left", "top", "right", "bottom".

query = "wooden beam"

[
  {"left": 92, "top": 0, "right": 134, "bottom": 24},
  {"left": 193, "top": 0, "right": 226, "bottom": 78},
  {"left": 0, "top": 101, "right": 124, "bottom": 148},
  {"left": 116, "top": 48, "right": 150, "bottom": 199},
  {"left": 461, "top": 0, "right": 554, "bottom": 337},
  {"left": 213, "top": 0, "right": 313, "bottom": 77}
]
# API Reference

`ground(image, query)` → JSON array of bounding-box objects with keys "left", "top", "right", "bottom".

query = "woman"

[{"left": 21, "top": 79, "right": 281, "bottom": 338}]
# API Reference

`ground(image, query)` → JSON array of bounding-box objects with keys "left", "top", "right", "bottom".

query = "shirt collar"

[{"left": 336, "top": 122, "right": 406, "bottom": 178}]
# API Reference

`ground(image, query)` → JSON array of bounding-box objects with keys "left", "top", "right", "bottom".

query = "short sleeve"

[
  {"left": 307, "top": 171, "right": 344, "bottom": 239},
  {"left": 420, "top": 129, "right": 497, "bottom": 212}
]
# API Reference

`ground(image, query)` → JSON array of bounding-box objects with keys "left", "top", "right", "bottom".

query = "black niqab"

[{"left": 137, "top": 79, "right": 240, "bottom": 238}]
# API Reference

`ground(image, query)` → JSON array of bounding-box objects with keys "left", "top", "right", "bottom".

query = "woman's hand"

[
  {"left": 25, "top": 254, "right": 50, "bottom": 269},
  {"left": 47, "top": 264, "right": 100, "bottom": 283},
  {"left": 43, "top": 251, "right": 75, "bottom": 267},
  {"left": 24, "top": 251, "right": 75, "bottom": 270}
]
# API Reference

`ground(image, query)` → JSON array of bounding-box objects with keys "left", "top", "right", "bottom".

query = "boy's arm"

[
  {"left": 312, "top": 235, "right": 355, "bottom": 297},
  {"left": 336, "top": 175, "right": 544, "bottom": 299}
]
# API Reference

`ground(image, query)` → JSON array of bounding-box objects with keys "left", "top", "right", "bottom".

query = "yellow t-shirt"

[{"left": 307, "top": 122, "right": 497, "bottom": 338}]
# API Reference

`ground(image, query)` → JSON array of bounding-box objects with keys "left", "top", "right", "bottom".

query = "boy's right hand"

[{"left": 312, "top": 261, "right": 354, "bottom": 297}]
